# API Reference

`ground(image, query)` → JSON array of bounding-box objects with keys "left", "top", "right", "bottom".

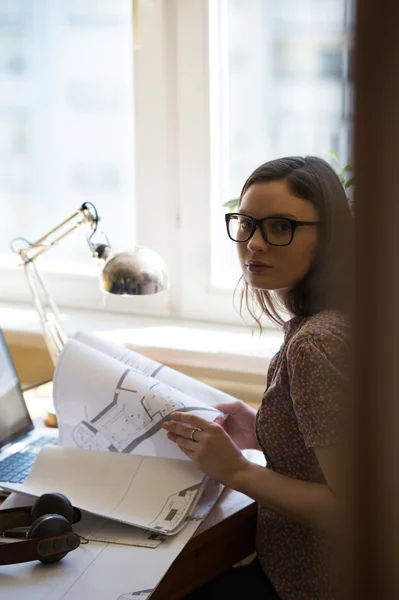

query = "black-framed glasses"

[{"left": 225, "top": 213, "right": 319, "bottom": 247}]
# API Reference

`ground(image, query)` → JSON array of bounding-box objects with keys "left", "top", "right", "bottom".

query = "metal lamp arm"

[
  {"left": 11, "top": 203, "right": 99, "bottom": 366},
  {"left": 11, "top": 201, "right": 168, "bottom": 366},
  {"left": 17, "top": 204, "right": 98, "bottom": 264}
]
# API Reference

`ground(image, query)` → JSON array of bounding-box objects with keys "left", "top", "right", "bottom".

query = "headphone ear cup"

[
  {"left": 27, "top": 514, "right": 73, "bottom": 564},
  {"left": 31, "top": 493, "right": 75, "bottom": 524}
]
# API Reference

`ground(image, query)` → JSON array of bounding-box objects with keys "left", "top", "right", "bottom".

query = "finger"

[
  {"left": 178, "top": 445, "right": 195, "bottom": 457},
  {"left": 214, "top": 402, "right": 237, "bottom": 414},
  {"left": 163, "top": 421, "right": 202, "bottom": 440},
  {"left": 169, "top": 412, "right": 212, "bottom": 430},
  {"left": 167, "top": 432, "right": 197, "bottom": 452}
]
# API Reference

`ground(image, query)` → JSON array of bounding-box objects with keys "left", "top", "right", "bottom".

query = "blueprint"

[
  {"left": 53, "top": 337, "right": 221, "bottom": 461},
  {"left": 1, "top": 478, "right": 223, "bottom": 600},
  {"left": 74, "top": 510, "right": 165, "bottom": 549},
  {"left": 73, "top": 330, "right": 237, "bottom": 407},
  {"left": 118, "top": 591, "right": 152, "bottom": 600},
  {"left": 71, "top": 372, "right": 212, "bottom": 455},
  {"left": 0, "top": 499, "right": 201, "bottom": 600},
  {"left": 148, "top": 483, "right": 200, "bottom": 532},
  {"left": 27, "top": 332, "right": 227, "bottom": 539},
  {"left": 4, "top": 446, "right": 206, "bottom": 535}
]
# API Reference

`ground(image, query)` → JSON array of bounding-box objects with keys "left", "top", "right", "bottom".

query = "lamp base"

[
  {"left": 24, "top": 382, "right": 58, "bottom": 429},
  {"left": 44, "top": 409, "right": 58, "bottom": 428}
]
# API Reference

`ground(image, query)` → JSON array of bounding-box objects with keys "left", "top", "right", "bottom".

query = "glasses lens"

[
  {"left": 228, "top": 215, "right": 253, "bottom": 241},
  {"left": 262, "top": 218, "right": 293, "bottom": 246}
]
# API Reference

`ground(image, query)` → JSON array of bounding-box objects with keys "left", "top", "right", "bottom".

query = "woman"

[{"left": 163, "top": 156, "right": 353, "bottom": 599}]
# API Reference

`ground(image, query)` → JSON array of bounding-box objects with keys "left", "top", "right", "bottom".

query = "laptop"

[{"left": 0, "top": 329, "right": 58, "bottom": 495}]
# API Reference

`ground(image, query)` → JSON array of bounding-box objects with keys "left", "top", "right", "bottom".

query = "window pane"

[
  {"left": 210, "top": 0, "right": 354, "bottom": 289},
  {"left": 0, "top": 0, "right": 134, "bottom": 266}
]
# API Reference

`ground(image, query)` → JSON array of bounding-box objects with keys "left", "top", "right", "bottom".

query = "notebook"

[{"left": 0, "top": 329, "right": 57, "bottom": 494}]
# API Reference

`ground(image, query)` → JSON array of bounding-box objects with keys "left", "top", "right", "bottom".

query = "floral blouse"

[{"left": 255, "top": 310, "right": 349, "bottom": 599}]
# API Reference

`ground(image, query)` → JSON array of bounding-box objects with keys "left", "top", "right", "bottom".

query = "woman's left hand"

[{"left": 162, "top": 412, "right": 250, "bottom": 487}]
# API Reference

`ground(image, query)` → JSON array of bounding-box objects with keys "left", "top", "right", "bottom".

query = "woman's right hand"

[{"left": 214, "top": 400, "right": 260, "bottom": 450}]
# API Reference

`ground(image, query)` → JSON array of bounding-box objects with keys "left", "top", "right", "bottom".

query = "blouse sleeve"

[{"left": 287, "top": 333, "right": 348, "bottom": 448}]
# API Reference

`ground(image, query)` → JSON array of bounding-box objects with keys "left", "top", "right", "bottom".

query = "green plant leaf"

[
  {"left": 344, "top": 177, "right": 355, "bottom": 189},
  {"left": 342, "top": 163, "right": 353, "bottom": 174},
  {"left": 328, "top": 150, "right": 340, "bottom": 162},
  {"left": 223, "top": 198, "right": 239, "bottom": 211}
]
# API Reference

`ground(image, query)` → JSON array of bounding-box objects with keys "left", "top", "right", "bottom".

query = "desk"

[
  {"left": 151, "top": 483, "right": 258, "bottom": 599},
  {"left": 5, "top": 383, "right": 260, "bottom": 599}
]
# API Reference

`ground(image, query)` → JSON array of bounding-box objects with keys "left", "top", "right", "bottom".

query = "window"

[
  {"left": 0, "top": 0, "right": 354, "bottom": 327},
  {"left": 209, "top": 0, "right": 354, "bottom": 293},
  {"left": 0, "top": 0, "right": 135, "bottom": 266},
  {"left": 0, "top": 0, "right": 142, "bottom": 315},
  {"left": 318, "top": 47, "right": 344, "bottom": 78}
]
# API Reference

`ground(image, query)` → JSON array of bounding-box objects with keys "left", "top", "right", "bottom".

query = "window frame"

[
  {"left": 175, "top": 0, "right": 243, "bottom": 324},
  {"left": 3, "top": 0, "right": 353, "bottom": 330},
  {"left": 0, "top": 0, "right": 248, "bottom": 327}
]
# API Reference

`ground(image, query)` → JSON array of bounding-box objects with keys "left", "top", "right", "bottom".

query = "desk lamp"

[{"left": 11, "top": 202, "right": 169, "bottom": 365}]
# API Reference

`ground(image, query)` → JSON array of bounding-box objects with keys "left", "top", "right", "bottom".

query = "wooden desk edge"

[{"left": 151, "top": 501, "right": 258, "bottom": 600}]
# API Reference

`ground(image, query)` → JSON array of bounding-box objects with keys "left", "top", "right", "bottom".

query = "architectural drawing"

[
  {"left": 72, "top": 368, "right": 214, "bottom": 453},
  {"left": 118, "top": 590, "right": 152, "bottom": 600},
  {"left": 149, "top": 483, "right": 200, "bottom": 533}
]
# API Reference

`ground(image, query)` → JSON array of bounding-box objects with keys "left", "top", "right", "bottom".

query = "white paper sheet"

[
  {"left": 2, "top": 446, "right": 205, "bottom": 535},
  {"left": 72, "top": 330, "right": 237, "bottom": 407},
  {"left": 0, "top": 480, "right": 223, "bottom": 600},
  {"left": 0, "top": 519, "right": 200, "bottom": 600},
  {"left": 75, "top": 512, "right": 164, "bottom": 548},
  {"left": 0, "top": 492, "right": 164, "bottom": 549},
  {"left": 53, "top": 338, "right": 220, "bottom": 461}
]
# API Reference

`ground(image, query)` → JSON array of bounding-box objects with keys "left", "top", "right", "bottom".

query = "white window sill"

[{"left": 0, "top": 302, "right": 283, "bottom": 378}]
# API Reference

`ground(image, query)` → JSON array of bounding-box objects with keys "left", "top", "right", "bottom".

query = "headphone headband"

[
  {"left": 0, "top": 532, "right": 80, "bottom": 565},
  {"left": 0, "top": 493, "right": 81, "bottom": 566}
]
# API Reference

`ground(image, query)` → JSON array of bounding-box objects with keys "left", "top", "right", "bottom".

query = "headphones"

[{"left": 0, "top": 492, "right": 82, "bottom": 566}]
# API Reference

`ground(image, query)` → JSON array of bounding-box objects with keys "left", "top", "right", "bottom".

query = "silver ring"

[{"left": 190, "top": 428, "right": 198, "bottom": 442}]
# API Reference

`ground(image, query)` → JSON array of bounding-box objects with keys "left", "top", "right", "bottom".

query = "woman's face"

[{"left": 237, "top": 179, "right": 318, "bottom": 294}]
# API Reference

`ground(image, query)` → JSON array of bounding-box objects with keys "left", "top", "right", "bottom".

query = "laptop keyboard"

[{"left": 0, "top": 436, "right": 58, "bottom": 484}]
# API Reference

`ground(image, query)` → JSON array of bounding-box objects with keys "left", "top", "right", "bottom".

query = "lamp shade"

[{"left": 95, "top": 243, "right": 169, "bottom": 296}]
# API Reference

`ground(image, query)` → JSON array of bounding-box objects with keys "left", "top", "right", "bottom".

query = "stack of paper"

[
  {"left": 1, "top": 477, "right": 223, "bottom": 600},
  {"left": 3, "top": 331, "right": 237, "bottom": 535}
]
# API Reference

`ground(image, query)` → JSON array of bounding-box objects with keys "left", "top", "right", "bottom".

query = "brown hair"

[{"left": 237, "top": 155, "right": 354, "bottom": 328}]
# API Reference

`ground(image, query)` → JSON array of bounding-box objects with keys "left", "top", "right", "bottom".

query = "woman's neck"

[{"left": 273, "top": 289, "right": 293, "bottom": 317}]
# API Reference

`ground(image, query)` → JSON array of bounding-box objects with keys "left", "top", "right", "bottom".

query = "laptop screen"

[{"left": 0, "top": 330, "right": 33, "bottom": 449}]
